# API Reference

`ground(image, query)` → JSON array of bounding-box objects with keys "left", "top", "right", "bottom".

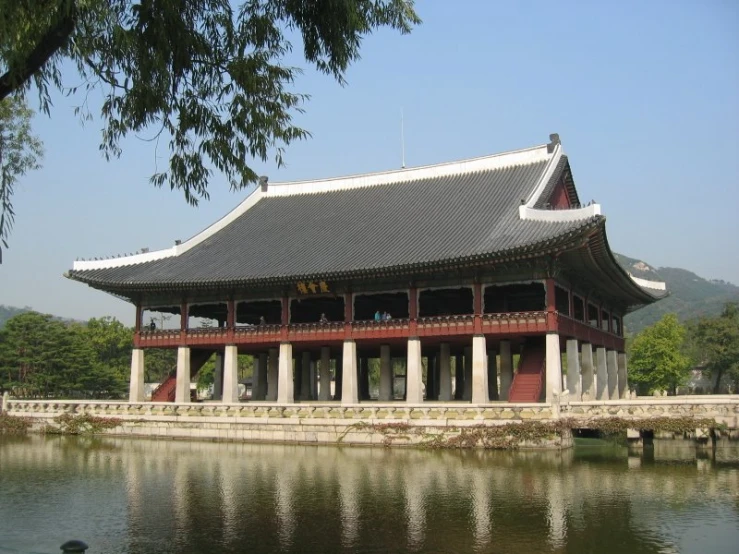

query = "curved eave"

[
  {"left": 65, "top": 217, "right": 603, "bottom": 298},
  {"left": 581, "top": 222, "right": 665, "bottom": 310}
]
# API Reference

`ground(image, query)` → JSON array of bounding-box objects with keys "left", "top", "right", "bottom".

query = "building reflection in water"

[{"left": 0, "top": 436, "right": 738, "bottom": 554}]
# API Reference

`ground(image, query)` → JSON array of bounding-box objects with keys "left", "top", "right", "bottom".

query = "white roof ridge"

[
  {"left": 267, "top": 143, "right": 551, "bottom": 196},
  {"left": 72, "top": 141, "right": 555, "bottom": 272}
]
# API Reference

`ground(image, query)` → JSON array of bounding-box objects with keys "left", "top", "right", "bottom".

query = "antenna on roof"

[{"left": 401, "top": 107, "right": 406, "bottom": 169}]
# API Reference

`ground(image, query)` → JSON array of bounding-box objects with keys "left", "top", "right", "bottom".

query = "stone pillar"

[
  {"left": 311, "top": 360, "right": 318, "bottom": 400},
  {"left": 277, "top": 342, "right": 294, "bottom": 404},
  {"left": 319, "top": 347, "right": 332, "bottom": 401},
  {"left": 426, "top": 355, "right": 437, "bottom": 401},
  {"left": 175, "top": 347, "right": 191, "bottom": 403},
  {"left": 379, "top": 345, "right": 393, "bottom": 401},
  {"left": 256, "top": 352, "right": 268, "bottom": 400},
  {"left": 566, "top": 339, "right": 581, "bottom": 400},
  {"left": 454, "top": 354, "right": 464, "bottom": 400},
  {"left": 129, "top": 348, "right": 145, "bottom": 402},
  {"left": 463, "top": 346, "right": 473, "bottom": 401},
  {"left": 300, "top": 351, "right": 311, "bottom": 400},
  {"left": 212, "top": 352, "right": 224, "bottom": 400},
  {"left": 250, "top": 354, "right": 260, "bottom": 400},
  {"left": 334, "top": 352, "right": 343, "bottom": 401},
  {"left": 438, "top": 343, "right": 452, "bottom": 401},
  {"left": 341, "top": 340, "right": 358, "bottom": 405},
  {"left": 499, "top": 341, "right": 512, "bottom": 401},
  {"left": 222, "top": 345, "right": 239, "bottom": 403},
  {"left": 406, "top": 338, "right": 423, "bottom": 403},
  {"left": 471, "top": 335, "right": 489, "bottom": 404},
  {"left": 607, "top": 350, "right": 619, "bottom": 400},
  {"left": 595, "top": 346, "right": 609, "bottom": 400},
  {"left": 618, "top": 352, "right": 628, "bottom": 398},
  {"left": 487, "top": 348, "right": 499, "bottom": 400},
  {"left": 581, "top": 343, "right": 595, "bottom": 400},
  {"left": 266, "top": 348, "right": 279, "bottom": 401},
  {"left": 545, "top": 334, "right": 562, "bottom": 403}
]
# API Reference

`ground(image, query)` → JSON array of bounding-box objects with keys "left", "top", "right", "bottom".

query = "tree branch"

[{"left": 0, "top": 0, "right": 78, "bottom": 100}]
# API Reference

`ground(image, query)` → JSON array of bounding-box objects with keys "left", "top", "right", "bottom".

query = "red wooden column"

[
  {"left": 473, "top": 282, "right": 483, "bottom": 334},
  {"left": 179, "top": 301, "right": 188, "bottom": 345},
  {"left": 281, "top": 295, "right": 289, "bottom": 340},
  {"left": 344, "top": 292, "right": 353, "bottom": 337},
  {"left": 545, "top": 278, "right": 557, "bottom": 332},
  {"left": 568, "top": 286, "right": 574, "bottom": 319},
  {"left": 227, "top": 299, "right": 235, "bottom": 342},
  {"left": 408, "top": 286, "right": 418, "bottom": 336},
  {"left": 134, "top": 304, "right": 142, "bottom": 347}
]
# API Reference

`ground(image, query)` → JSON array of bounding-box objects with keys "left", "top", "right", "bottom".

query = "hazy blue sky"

[{"left": 1, "top": 0, "right": 737, "bottom": 324}]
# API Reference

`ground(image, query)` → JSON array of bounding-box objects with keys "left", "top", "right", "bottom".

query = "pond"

[{"left": 0, "top": 436, "right": 737, "bottom": 554}]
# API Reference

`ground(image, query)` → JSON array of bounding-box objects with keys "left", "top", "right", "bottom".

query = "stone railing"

[{"left": 6, "top": 398, "right": 738, "bottom": 428}]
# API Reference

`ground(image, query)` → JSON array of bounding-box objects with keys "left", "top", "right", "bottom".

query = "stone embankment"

[{"left": 2, "top": 396, "right": 738, "bottom": 449}]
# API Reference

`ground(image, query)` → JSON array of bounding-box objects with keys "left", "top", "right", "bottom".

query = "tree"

[
  {"left": 0, "top": 0, "right": 420, "bottom": 247},
  {"left": 690, "top": 303, "right": 739, "bottom": 393},
  {"left": 628, "top": 313, "right": 692, "bottom": 395},
  {"left": 0, "top": 95, "right": 43, "bottom": 260}
]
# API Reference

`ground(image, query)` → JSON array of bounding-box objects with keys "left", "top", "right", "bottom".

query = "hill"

[
  {"left": 0, "top": 305, "right": 33, "bottom": 328},
  {"left": 615, "top": 254, "right": 739, "bottom": 334}
]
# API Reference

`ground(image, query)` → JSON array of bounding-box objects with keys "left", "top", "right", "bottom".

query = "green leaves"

[
  {"left": 0, "top": 95, "right": 43, "bottom": 257},
  {"left": 689, "top": 303, "right": 739, "bottom": 393},
  {"left": 628, "top": 313, "right": 692, "bottom": 395},
  {"left": 0, "top": 311, "right": 131, "bottom": 398},
  {"left": 0, "top": 0, "right": 420, "bottom": 217}
]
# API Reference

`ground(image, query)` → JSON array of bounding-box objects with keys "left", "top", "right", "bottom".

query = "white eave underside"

[
  {"left": 72, "top": 143, "right": 567, "bottom": 272},
  {"left": 628, "top": 274, "right": 667, "bottom": 291}
]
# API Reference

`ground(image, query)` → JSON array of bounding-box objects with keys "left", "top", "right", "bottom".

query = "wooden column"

[
  {"left": 344, "top": 292, "right": 353, "bottom": 338},
  {"left": 179, "top": 301, "right": 188, "bottom": 345},
  {"left": 281, "top": 294, "right": 289, "bottom": 340},
  {"left": 409, "top": 286, "right": 418, "bottom": 335},
  {"left": 546, "top": 278, "right": 557, "bottom": 332},
  {"left": 134, "top": 304, "right": 142, "bottom": 347},
  {"left": 473, "top": 282, "right": 483, "bottom": 334},
  {"left": 227, "top": 299, "right": 235, "bottom": 342}
]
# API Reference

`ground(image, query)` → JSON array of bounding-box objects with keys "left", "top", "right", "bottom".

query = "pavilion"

[{"left": 66, "top": 134, "right": 665, "bottom": 406}]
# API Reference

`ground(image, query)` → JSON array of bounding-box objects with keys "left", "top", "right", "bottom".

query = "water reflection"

[{"left": 0, "top": 436, "right": 738, "bottom": 554}]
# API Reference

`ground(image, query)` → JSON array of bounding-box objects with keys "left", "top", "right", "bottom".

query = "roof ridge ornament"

[{"left": 547, "top": 133, "right": 561, "bottom": 154}]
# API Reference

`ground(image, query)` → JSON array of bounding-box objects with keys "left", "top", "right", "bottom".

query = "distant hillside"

[
  {"left": 615, "top": 254, "right": 739, "bottom": 334},
  {"left": 0, "top": 305, "right": 33, "bottom": 328}
]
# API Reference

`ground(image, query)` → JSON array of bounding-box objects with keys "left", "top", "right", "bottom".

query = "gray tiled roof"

[{"left": 68, "top": 160, "right": 599, "bottom": 289}]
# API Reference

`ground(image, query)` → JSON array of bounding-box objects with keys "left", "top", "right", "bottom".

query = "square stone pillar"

[
  {"left": 250, "top": 354, "right": 260, "bottom": 400},
  {"left": 471, "top": 335, "right": 489, "bottom": 404},
  {"left": 175, "top": 347, "right": 191, "bottom": 403},
  {"left": 581, "top": 343, "right": 595, "bottom": 400},
  {"left": 499, "top": 341, "right": 513, "bottom": 401},
  {"left": 595, "top": 346, "right": 609, "bottom": 400},
  {"left": 212, "top": 352, "right": 224, "bottom": 401},
  {"left": 566, "top": 339, "right": 581, "bottom": 400},
  {"left": 300, "top": 351, "right": 312, "bottom": 400},
  {"left": 341, "top": 340, "right": 359, "bottom": 405},
  {"left": 254, "top": 352, "right": 268, "bottom": 400},
  {"left": 129, "top": 348, "right": 145, "bottom": 402},
  {"left": 222, "top": 345, "right": 240, "bottom": 403},
  {"left": 438, "top": 343, "right": 452, "bottom": 401},
  {"left": 618, "top": 352, "right": 629, "bottom": 398},
  {"left": 277, "top": 342, "right": 294, "bottom": 404},
  {"left": 379, "top": 345, "right": 393, "bottom": 401},
  {"left": 607, "top": 350, "right": 619, "bottom": 400},
  {"left": 319, "top": 347, "right": 332, "bottom": 401},
  {"left": 463, "top": 346, "right": 473, "bottom": 401},
  {"left": 545, "top": 334, "right": 562, "bottom": 403},
  {"left": 406, "top": 338, "right": 423, "bottom": 403},
  {"left": 266, "top": 348, "right": 279, "bottom": 401},
  {"left": 488, "top": 347, "right": 499, "bottom": 400}
]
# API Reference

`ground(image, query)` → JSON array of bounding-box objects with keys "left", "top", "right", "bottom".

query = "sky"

[{"left": 1, "top": 0, "right": 737, "bottom": 325}]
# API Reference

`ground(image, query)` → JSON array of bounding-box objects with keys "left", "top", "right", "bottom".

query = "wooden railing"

[{"left": 135, "top": 311, "right": 623, "bottom": 348}]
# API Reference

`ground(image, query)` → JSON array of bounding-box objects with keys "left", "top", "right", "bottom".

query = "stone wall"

[{"left": 5, "top": 397, "right": 738, "bottom": 448}]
